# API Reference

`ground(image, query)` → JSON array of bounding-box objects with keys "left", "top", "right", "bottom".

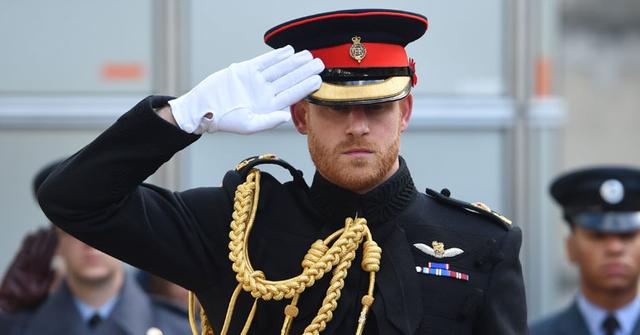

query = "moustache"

[{"left": 336, "top": 140, "right": 377, "bottom": 153}]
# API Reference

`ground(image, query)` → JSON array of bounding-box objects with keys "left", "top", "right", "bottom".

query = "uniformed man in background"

[
  {"left": 530, "top": 166, "right": 640, "bottom": 335},
  {"left": 1, "top": 161, "right": 188, "bottom": 335},
  {"left": 37, "top": 9, "right": 527, "bottom": 334}
]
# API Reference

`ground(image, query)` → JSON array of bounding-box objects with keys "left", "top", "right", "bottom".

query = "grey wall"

[
  {"left": 189, "top": 0, "right": 506, "bottom": 96},
  {"left": 0, "top": 1, "right": 153, "bottom": 94}
]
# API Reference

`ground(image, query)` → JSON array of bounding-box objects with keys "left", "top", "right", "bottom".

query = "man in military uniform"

[
  {"left": 1, "top": 162, "right": 188, "bottom": 335},
  {"left": 38, "top": 9, "right": 527, "bottom": 334},
  {"left": 530, "top": 167, "right": 640, "bottom": 335}
]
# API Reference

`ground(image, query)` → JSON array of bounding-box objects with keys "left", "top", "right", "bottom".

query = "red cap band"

[{"left": 310, "top": 43, "right": 408, "bottom": 68}]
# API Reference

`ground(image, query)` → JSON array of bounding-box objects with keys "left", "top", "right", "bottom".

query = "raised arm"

[{"left": 37, "top": 46, "right": 323, "bottom": 291}]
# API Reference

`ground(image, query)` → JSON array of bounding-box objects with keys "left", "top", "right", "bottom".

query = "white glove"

[{"left": 168, "top": 45, "right": 324, "bottom": 134}]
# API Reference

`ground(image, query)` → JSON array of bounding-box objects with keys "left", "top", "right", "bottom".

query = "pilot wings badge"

[{"left": 414, "top": 241, "right": 464, "bottom": 259}]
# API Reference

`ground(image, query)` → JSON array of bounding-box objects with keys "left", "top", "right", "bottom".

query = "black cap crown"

[
  {"left": 550, "top": 166, "right": 640, "bottom": 232},
  {"left": 264, "top": 9, "right": 428, "bottom": 106}
]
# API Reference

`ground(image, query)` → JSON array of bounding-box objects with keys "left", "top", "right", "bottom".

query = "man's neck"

[
  {"left": 66, "top": 271, "right": 124, "bottom": 309},
  {"left": 581, "top": 283, "right": 638, "bottom": 311}
]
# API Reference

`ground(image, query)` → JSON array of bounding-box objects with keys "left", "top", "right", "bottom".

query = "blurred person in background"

[
  {"left": 0, "top": 161, "right": 188, "bottom": 335},
  {"left": 530, "top": 167, "right": 640, "bottom": 335},
  {"left": 136, "top": 271, "right": 189, "bottom": 311}
]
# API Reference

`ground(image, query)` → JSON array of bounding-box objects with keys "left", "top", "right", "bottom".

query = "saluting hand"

[{"left": 168, "top": 45, "right": 324, "bottom": 135}]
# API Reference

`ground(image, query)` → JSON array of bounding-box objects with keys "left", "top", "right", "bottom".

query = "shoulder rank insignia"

[
  {"left": 414, "top": 241, "right": 464, "bottom": 259},
  {"left": 471, "top": 202, "right": 513, "bottom": 226},
  {"left": 424, "top": 187, "right": 513, "bottom": 230}
]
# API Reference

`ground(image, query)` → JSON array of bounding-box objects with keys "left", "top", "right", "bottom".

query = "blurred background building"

[{"left": 0, "top": 0, "right": 638, "bottom": 322}]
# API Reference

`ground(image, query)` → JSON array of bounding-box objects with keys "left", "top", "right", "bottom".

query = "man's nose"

[
  {"left": 345, "top": 109, "right": 370, "bottom": 136},
  {"left": 604, "top": 235, "right": 626, "bottom": 254}
]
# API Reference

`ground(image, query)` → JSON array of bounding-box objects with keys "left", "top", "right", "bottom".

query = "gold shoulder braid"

[{"left": 189, "top": 167, "right": 382, "bottom": 335}]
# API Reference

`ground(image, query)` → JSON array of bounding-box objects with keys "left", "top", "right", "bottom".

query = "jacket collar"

[{"left": 309, "top": 156, "right": 417, "bottom": 237}]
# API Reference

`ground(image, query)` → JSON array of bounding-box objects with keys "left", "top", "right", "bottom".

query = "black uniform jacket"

[
  {"left": 38, "top": 96, "right": 527, "bottom": 335},
  {"left": 0, "top": 274, "right": 188, "bottom": 335}
]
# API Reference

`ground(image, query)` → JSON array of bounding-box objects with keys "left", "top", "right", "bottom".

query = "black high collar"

[{"left": 309, "top": 156, "right": 417, "bottom": 237}]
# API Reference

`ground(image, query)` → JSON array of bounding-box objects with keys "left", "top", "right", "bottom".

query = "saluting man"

[
  {"left": 531, "top": 166, "right": 640, "bottom": 335},
  {"left": 38, "top": 9, "right": 527, "bottom": 334}
]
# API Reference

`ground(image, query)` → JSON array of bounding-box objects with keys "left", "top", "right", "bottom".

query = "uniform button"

[{"left": 147, "top": 327, "right": 163, "bottom": 335}]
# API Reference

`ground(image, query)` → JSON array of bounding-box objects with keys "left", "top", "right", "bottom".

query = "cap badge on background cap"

[
  {"left": 600, "top": 179, "right": 625, "bottom": 204},
  {"left": 349, "top": 36, "right": 367, "bottom": 63}
]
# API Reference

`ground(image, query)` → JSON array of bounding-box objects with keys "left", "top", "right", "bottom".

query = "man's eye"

[
  {"left": 619, "top": 232, "right": 639, "bottom": 241},
  {"left": 329, "top": 106, "right": 349, "bottom": 112}
]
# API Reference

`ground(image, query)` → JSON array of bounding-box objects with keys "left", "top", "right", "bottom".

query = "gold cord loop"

[{"left": 188, "top": 168, "right": 382, "bottom": 335}]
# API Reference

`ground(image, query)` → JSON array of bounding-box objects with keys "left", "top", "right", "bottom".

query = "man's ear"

[
  {"left": 399, "top": 94, "right": 413, "bottom": 132},
  {"left": 290, "top": 101, "right": 309, "bottom": 134}
]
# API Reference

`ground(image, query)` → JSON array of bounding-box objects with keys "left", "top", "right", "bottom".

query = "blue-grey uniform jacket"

[
  {"left": 530, "top": 301, "right": 640, "bottom": 335},
  {"left": 0, "top": 274, "right": 189, "bottom": 335}
]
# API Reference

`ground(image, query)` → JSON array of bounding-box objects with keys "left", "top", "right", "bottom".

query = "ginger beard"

[{"left": 307, "top": 117, "right": 401, "bottom": 193}]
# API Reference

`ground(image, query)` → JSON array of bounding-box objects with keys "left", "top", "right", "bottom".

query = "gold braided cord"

[
  {"left": 201, "top": 307, "right": 215, "bottom": 335},
  {"left": 192, "top": 167, "right": 382, "bottom": 335},
  {"left": 280, "top": 294, "right": 300, "bottom": 334},
  {"left": 188, "top": 291, "right": 199, "bottom": 335},
  {"left": 241, "top": 298, "right": 259, "bottom": 335},
  {"left": 188, "top": 291, "right": 215, "bottom": 335},
  {"left": 221, "top": 284, "right": 243, "bottom": 334}
]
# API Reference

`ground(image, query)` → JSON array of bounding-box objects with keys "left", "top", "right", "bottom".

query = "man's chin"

[
  {"left": 598, "top": 278, "right": 637, "bottom": 293},
  {"left": 345, "top": 157, "right": 372, "bottom": 169},
  {"left": 334, "top": 171, "right": 381, "bottom": 193}
]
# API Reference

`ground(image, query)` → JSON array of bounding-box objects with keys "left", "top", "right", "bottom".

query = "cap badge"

[
  {"left": 349, "top": 36, "right": 367, "bottom": 63},
  {"left": 600, "top": 179, "right": 625, "bottom": 204},
  {"left": 414, "top": 241, "right": 464, "bottom": 259}
]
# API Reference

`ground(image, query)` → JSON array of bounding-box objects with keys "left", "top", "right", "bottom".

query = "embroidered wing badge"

[{"left": 413, "top": 241, "right": 464, "bottom": 259}]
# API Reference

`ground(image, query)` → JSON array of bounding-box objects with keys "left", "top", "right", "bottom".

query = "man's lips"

[
  {"left": 602, "top": 263, "right": 630, "bottom": 276},
  {"left": 343, "top": 148, "right": 373, "bottom": 156}
]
